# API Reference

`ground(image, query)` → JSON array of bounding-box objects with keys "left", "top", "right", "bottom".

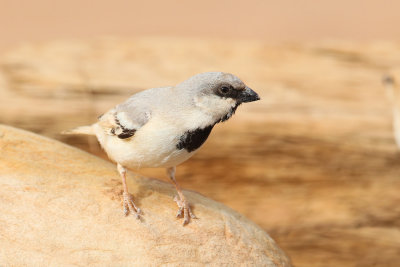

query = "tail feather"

[{"left": 62, "top": 125, "right": 95, "bottom": 136}]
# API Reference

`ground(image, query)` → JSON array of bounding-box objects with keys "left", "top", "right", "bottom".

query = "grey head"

[{"left": 176, "top": 72, "right": 260, "bottom": 123}]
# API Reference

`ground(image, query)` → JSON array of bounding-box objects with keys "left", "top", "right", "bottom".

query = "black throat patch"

[
  {"left": 219, "top": 103, "right": 240, "bottom": 123},
  {"left": 176, "top": 125, "right": 214, "bottom": 152},
  {"left": 176, "top": 104, "right": 240, "bottom": 152}
]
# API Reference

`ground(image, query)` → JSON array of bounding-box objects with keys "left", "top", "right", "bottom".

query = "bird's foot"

[
  {"left": 174, "top": 195, "right": 197, "bottom": 225},
  {"left": 123, "top": 192, "right": 141, "bottom": 219}
]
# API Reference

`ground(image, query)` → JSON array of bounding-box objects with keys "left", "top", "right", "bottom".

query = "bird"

[{"left": 64, "top": 72, "right": 260, "bottom": 225}]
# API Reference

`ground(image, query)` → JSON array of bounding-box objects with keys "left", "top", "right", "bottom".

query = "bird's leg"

[
  {"left": 166, "top": 166, "right": 196, "bottom": 225},
  {"left": 117, "top": 163, "right": 141, "bottom": 219}
]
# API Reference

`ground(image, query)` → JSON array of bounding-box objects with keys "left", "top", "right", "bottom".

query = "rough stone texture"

[
  {"left": 1, "top": 38, "right": 400, "bottom": 267},
  {"left": 0, "top": 124, "right": 291, "bottom": 266}
]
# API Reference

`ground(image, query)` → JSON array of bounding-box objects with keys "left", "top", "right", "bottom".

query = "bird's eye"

[{"left": 219, "top": 86, "right": 231, "bottom": 95}]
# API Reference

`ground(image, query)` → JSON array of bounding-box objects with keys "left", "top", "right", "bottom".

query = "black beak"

[{"left": 239, "top": 87, "right": 260, "bottom": 103}]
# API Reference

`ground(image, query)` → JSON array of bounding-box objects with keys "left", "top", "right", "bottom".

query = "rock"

[{"left": 0, "top": 124, "right": 291, "bottom": 266}]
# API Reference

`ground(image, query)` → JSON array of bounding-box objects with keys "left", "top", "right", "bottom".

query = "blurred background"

[{"left": 1, "top": 0, "right": 400, "bottom": 266}]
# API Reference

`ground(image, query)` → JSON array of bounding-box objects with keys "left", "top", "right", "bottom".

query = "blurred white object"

[{"left": 383, "top": 75, "right": 400, "bottom": 148}]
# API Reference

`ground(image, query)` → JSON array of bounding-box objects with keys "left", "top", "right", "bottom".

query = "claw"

[
  {"left": 123, "top": 192, "right": 140, "bottom": 219},
  {"left": 176, "top": 207, "right": 183, "bottom": 218},
  {"left": 183, "top": 207, "right": 189, "bottom": 225},
  {"left": 173, "top": 194, "right": 196, "bottom": 225},
  {"left": 135, "top": 207, "right": 142, "bottom": 215},
  {"left": 189, "top": 209, "right": 197, "bottom": 219},
  {"left": 123, "top": 205, "right": 129, "bottom": 216}
]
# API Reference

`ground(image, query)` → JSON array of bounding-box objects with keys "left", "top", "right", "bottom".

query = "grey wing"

[
  {"left": 97, "top": 103, "right": 151, "bottom": 139},
  {"left": 97, "top": 86, "right": 170, "bottom": 139}
]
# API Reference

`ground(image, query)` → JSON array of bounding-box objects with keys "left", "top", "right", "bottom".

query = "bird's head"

[{"left": 178, "top": 72, "right": 260, "bottom": 123}]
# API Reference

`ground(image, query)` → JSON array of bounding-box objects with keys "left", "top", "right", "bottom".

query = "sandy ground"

[{"left": 1, "top": 38, "right": 400, "bottom": 266}]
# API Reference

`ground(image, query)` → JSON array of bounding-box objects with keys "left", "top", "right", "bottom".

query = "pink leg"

[
  {"left": 118, "top": 163, "right": 141, "bottom": 219},
  {"left": 167, "top": 166, "right": 196, "bottom": 225}
]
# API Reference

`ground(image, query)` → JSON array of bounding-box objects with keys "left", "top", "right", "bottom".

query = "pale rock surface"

[{"left": 0, "top": 124, "right": 291, "bottom": 266}]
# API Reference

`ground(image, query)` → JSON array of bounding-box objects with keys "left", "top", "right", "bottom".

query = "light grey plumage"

[{"left": 65, "top": 72, "right": 259, "bottom": 225}]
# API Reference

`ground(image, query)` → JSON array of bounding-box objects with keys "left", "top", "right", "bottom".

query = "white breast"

[{"left": 93, "top": 118, "right": 196, "bottom": 169}]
